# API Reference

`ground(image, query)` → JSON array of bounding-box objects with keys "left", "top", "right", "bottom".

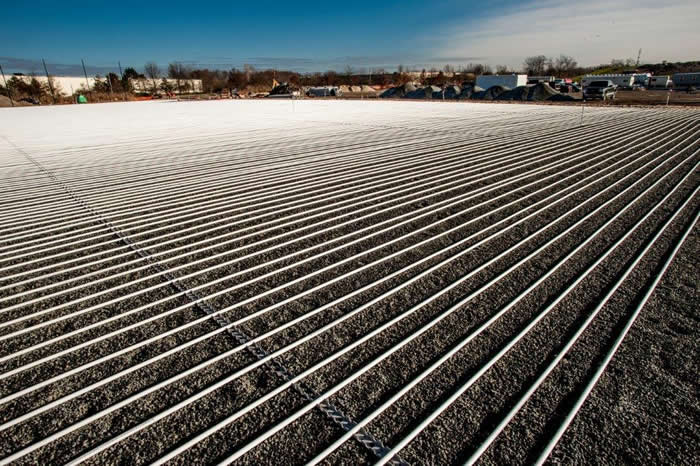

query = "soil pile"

[
  {"left": 380, "top": 82, "right": 418, "bottom": 98},
  {"left": 469, "top": 85, "right": 508, "bottom": 100},
  {"left": 496, "top": 85, "right": 530, "bottom": 101},
  {"left": 527, "top": 82, "right": 574, "bottom": 101},
  {"left": 0, "top": 95, "right": 32, "bottom": 107},
  {"left": 442, "top": 85, "right": 461, "bottom": 99},
  {"left": 458, "top": 85, "right": 481, "bottom": 100}
]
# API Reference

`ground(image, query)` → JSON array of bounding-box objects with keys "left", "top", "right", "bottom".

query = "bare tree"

[
  {"left": 554, "top": 55, "right": 578, "bottom": 73},
  {"left": 144, "top": 62, "right": 161, "bottom": 94},
  {"left": 523, "top": 55, "right": 547, "bottom": 75},
  {"left": 344, "top": 65, "right": 354, "bottom": 85},
  {"left": 496, "top": 64, "right": 510, "bottom": 74},
  {"left": 168, "top": 62, "right": 191, "bottom": 93},
  {"left": 468, "top": 63, "right": 489, "bottom": 75},
  {"left": 243, "top": 64, "right": 254, "bottom": 83},
  {"left": 324, "top": 70, "right": 338, "bottom": 86},
  {"left": 554, "top": 55, "right": 577, "bottom": 75},
  {"left": 610, "top": 59, "right": 625, "bottom": 67}
]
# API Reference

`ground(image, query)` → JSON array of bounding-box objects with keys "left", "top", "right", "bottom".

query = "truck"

[
  {"left": 649, "top": 75, "right": 672, "bottom": 89},
  {"left": 671, "top": 72, "right": 700, "bottom": 90},
  {"left": 631, "top": 73, "right": 651, "bottom": 88},
  {"left": 306, "top": 86, "right": 342, "bottom": 97},
  {"left": 583, "top": 80, "right": 617, "bottom": 100},
  {"left": 527, "top": 76, "right": 556, "bottom": 84},
  {"left": 582, "top": 74, "right": 634, "bottom": 89}
]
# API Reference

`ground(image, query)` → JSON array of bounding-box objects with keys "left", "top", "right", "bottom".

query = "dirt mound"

[
  {"left": 470, "top": 85, "right": 509, "bottom": 100},
  {"left": 527, "top": 82, "right": 557, "bottom": 101},
  {"left": 0, "top": 95, "right": 32, "bottom": 107},
  {"left": 547, "top": 92, "right": 576, "bottom": 102},
  {"left": 496, "top": 85, "right": 530, "bottom": 101},
  {"left": 268, "top": 82, "right": 299, "bottom": 96},
  {"left": 404, "top": 86, "right": 431, "bottom": 99},
  {"left": 380, "top": 87, "right": 400, "bottom": 98},
  {"left": 527, "top": 82, "right": 575, "bottom": 101},
  {"left": 442, "top": 85, "right": 461, "bottom": 99},
  {"left": 380, "top": 82, "right": 418, "bottom": 98},
  {"left": 458, "top": 85, "right": 480, "bottom": 100},
  {"left": 404, "top": 85, "right": 444, "bottom": 99},
  {"left": 462, "top": 83, "right": 576, "bottom": 102},
  {"left": 428, "top": 85, "right": 443, "bottom": 98}
]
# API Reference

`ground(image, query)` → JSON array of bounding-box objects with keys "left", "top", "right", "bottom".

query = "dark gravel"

[{"left": 1, "top": 104, "right": 697, "bottom": 466}]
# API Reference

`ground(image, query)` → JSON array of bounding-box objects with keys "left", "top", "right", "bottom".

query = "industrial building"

[{"left": 475, "top": 74, "right": 528, "bottom": 89}]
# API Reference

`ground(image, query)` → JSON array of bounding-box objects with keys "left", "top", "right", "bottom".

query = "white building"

[
  {"left": 5, "top": 75, "right": 203, "bottom": 95},
  {"left": 129, "top": 78, "right": 202, "bottom": 94},
  {"left": 6, "top": 75, "right": 98, "bottom": 96},
  {"left": 475, "top": 74, "right": 528, "bottom": 89}
]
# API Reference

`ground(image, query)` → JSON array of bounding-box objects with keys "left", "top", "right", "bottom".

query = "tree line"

[{"left": 3, "top": 57, "right": 699, "bottom": 103}]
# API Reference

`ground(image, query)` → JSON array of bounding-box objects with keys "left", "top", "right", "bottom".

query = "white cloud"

[{"left": 432, "top": 0, "right": 700, "bottom": 68}]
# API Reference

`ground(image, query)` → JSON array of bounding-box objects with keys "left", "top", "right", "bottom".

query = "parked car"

[{"left": 583, "top": 80, "right": 617, "bottom": 100}]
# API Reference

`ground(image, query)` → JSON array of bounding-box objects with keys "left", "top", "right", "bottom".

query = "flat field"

[{"left": 0, "top": 100, "right": 698, "bottom": 465}]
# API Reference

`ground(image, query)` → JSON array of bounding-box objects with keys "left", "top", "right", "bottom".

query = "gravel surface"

[{"left": 0, "top": 100, "right": 697, "bottom": 465}]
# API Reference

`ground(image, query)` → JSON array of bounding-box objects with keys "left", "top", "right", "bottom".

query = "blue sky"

[{"left": 2, "top": 0, "right": 698, "bottom": 75}]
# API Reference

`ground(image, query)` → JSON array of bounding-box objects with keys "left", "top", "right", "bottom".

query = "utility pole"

[
  {"left": 118, "top": 61, "right": 128, "bottom": 101},
  {"left": 106, "top": 70, "right": 113, "bottom": 96},
  {"left": 81, "top": 59, "right": 91, "bottom": 100},
  {"left": 0, "top": 64, "right": 14, "bottom": 107},
  {"left": 42, "top": 59, "right": 57, "bottom": 104}
]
